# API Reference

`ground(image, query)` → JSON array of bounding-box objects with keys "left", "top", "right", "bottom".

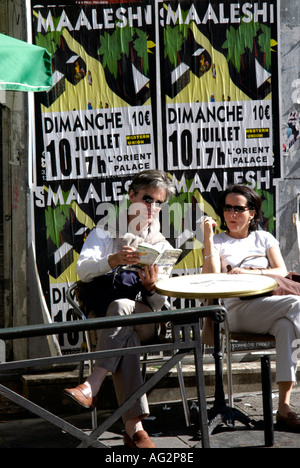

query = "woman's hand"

[
  {"left": 227, "top": 267, "right": 263, "bottom": 275},
  {"left": 227, "top": 267, "right": 252, "bottom": 274},
  {"left": 201, "top": 216, "right": 217, "bottom": 239},
  {"left": 201, "top": 216, "right": 220, "bottom": 274},
  {"left": 108, "top": 246, "right": 141, "bottom": 269},
  {"left": 138, "top": 264, "right": 159, "bottom": 292}
]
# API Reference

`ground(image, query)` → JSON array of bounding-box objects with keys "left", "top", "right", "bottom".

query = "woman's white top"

[{"left": 213, "top": 230, "right": 279, "bottom": 273}]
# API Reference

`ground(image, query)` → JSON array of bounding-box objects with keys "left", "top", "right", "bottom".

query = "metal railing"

[{"left": 0, "top": 304, "right": 226, "bottom": 448}]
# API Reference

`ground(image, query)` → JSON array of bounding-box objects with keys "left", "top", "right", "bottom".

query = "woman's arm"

[
  {"left": 228, "top": 244, "right": 288, "bottom": 277},
  {"left": 265, "top": 244, "right": 288, "bottom": 276}
]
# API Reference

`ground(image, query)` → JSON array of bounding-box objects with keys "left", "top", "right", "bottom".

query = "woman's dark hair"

[{"left": 218, "top": 185, "right": 262, "bottom": 232}]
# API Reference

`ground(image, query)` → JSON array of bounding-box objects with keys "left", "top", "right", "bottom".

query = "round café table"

[
  {"left": 156, "top": 273, "right": 277, "bottom": 299},
  {"left": 156, "top": 273, "right": 277, "bottom": 437}
]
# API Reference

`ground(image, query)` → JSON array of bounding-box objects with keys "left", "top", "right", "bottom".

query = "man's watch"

[{"left": 145, "top": 288, "right": 156, "bottom": 296}]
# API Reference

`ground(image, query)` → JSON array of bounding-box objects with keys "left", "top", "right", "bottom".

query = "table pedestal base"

[
  {"left": 194, "top": 323, "right": 274, "bottom": 447},
  {"left": 208, "top": 404, "right": 256, "bottom": 434},
  {"left": 207, "top": 321, "right": 257, "bottom": 434}
]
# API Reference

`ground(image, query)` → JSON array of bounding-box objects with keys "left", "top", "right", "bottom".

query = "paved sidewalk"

[{"left": 0, "top": 389, "right": 299, "bottom": 450}]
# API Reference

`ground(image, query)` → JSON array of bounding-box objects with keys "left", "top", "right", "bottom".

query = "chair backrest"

[
  {"left": 66, "top": 282, "right": 97, "bottom": 351},
  {"left": 229, "top": 333, "right": 274, "bottom": 342},
  {"left": 66, "top": 282, "right": 86, "bottom": 320},
  {"left": 228, "top": 331, "right": 275, "bottom": 353}
]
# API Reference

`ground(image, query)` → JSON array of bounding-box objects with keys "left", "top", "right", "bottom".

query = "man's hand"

[
  {"left": 138, "top": 264, "right": 158, "bottom": 292},
  {"left": 108, "top": 246, "right": 141, "bottom": 269}
]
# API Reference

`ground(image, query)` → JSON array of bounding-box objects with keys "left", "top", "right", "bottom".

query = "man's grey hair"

[{"left": 128, "top": 170, "right": 176, "bottom": 202}]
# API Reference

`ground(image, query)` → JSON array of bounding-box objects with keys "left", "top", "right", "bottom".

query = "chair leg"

[
  {"left": 85, "top": 331, "right": 98, "bottom": 431},
  {"left": 141, "top": 351, "right": 191, "bottom": 427},
  {"left": 176, "top": 361, "right": 192, "bottom": 427},
  {"left": 261, "top": 355, "right": 274, "bottom": 447},
  {"left": 88, "top": 356, "right": 98, "bottom": 431},
  {"left": 224, "top": 320, "right": 234, "bottom": 408},
  {"left": 91, "top": 408, "right": 98, "bottom": 431},
  {"left": 141, "top": 353, "right": 147, "bottom": 381},
  {"left": 78, "top": 361, "right": 84, "bottom": 384}
]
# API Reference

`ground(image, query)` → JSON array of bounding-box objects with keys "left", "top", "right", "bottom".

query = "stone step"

[{"left": 2, "top": 357, "right": 299, "bottom": 418}]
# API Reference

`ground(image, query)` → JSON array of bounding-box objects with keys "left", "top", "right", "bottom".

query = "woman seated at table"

[{"left": 202, "top": 184, "right": 300, "bottom": 431}]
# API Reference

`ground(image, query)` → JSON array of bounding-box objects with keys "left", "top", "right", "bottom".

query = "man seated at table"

[{"left": 64, "top": 170, "right": 176, "bottom": 448}]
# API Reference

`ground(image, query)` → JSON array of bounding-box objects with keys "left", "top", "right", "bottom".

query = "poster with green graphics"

[
  {"left": 158, "top": 0, "right": 280, "bottom": 274},
  {"left": 31, "top": 0, "right": 157, "bottom": 352},
  {"left": 30, "top": 0, "right": 280, "bottom": 352}
]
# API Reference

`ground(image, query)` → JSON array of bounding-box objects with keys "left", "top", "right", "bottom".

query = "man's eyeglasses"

[
  {"left": 142, "top": 195, "right": 165, "bottom": 208},
  {"left": 223, "top": 205, "right": 250, "bottom": 213}
]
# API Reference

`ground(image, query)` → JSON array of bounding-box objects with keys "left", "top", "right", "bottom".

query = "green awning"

[{"left": 0, "top": 33, "right": 53, "bottom": 92}]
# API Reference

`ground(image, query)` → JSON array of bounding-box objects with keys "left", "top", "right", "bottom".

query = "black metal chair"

[
  {"left": 222, "top": 318, "right": 275, "bottom": 407},
  {"left": 66, "top": 282, "right": 192, "bottom": 429},
  {"left": 222, "top": 318, "right": 275, "bottom": 446},
  {"left": 66, "top": 282, "right": 98, "bottom": 430}
]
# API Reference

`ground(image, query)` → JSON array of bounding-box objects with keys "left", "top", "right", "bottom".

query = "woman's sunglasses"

[{"left": 223, "top": 205, "right": 250, "bottom": 213}]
